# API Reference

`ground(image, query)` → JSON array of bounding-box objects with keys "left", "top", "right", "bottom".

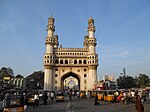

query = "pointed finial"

[
  {"left": 60, "top": 44, "right": 62, "bottom": 48},
  {"left": 48, "top": 14, "right": 55, "bottom": 21},
  {"left": 88, "top": 16, "right": 94, "bottom": 24},
  {"left": 54, "top": 32, "right": 58, "bottom": 38},
  {"left": 89, "top": 16, "right": 94, "bottom": 20}
]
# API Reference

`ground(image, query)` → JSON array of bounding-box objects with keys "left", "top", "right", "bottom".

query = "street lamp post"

[
  {"left": 120, "top": 68, "right": 126, "bottom": 89},
  {"left": 120, "top": 72, "right": 125, "bottom": 89}
]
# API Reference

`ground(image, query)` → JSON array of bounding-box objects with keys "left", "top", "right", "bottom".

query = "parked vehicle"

[
  {"left": 0, "top": 98, "right": 3, "bottom": 111},
  {"left": 3, "top": 94, "right": 24, "bottom": 112},
  {"left": 56, "top": 91, "right": 64, "bottom": 102},
  {"left": 28, "top": 94, "right": 35, "bottom": 105},
  {"left": 80, "top": 91, "right": 86, "bottom": 99},
  {"left": 103, "top": 90, "right": 114, "bottom": 102},
  {"left": 91, "top": 90, "right": 115, "bottom": 102}
]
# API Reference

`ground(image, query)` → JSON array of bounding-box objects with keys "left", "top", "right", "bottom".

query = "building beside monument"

[{"left": 43, "top": 16, "right": 99, "bottom": 91}]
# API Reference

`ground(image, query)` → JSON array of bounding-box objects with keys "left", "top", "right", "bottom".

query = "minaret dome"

[
  {"left": 88, "top": 17, "right": 95, "bottom": 33},
  {"left": 48, "top": 16, "right": 55, "bottom": 22},
  {"left": 88, "top": 16, "right": 94, "bottom": 24}
]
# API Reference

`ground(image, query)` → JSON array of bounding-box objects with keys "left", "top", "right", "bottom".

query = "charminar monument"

[{"left": 43, "top": 16, "right": 99, "bottom": 91}]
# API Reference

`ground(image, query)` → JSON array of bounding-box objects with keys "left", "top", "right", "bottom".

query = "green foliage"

[
  {"left": 26, "top": 71, "right": 44, "bottom": 81},
  {"left": 0, "top": 67, "right": 14, "bottom": 78},
  {"left": 26, "top": 70, "right": 44, "bottom": 89},
  {"left": 117, "top": 75, "right": 136, "bottom": 89},
  {"left": 16, "top": 74, "right": 24, "bottom": 78},
  {"left": 117, "top": 73, "right": 150, "bottom": 89},
  {"left": 137, "top": 74, "right": 150, "bottom": 87}
]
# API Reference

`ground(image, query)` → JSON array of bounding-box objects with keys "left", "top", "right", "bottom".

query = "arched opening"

[
  {"left": 83, "top": 60, "right": 86, "bottom": 64},
  {"left": 67, "top": 79, "right": 76, "bottom": 89},
  {"left": 74, "top": 60, "right": 77, "bottom": 64},
  {"left": 55, "top": 60, "right": 58, "bottom": 64},
  {"left": 65, "top": 60, "right": 68, "bottom": 64},
  {"left": 60, "top": 60, "right": 63, "bottom": 64},
  {"left": 61, "top": 72, "right": 80, "bottom": 91},
  {"left": 79, "top": 60, "right": 82, "bottom": 64}
]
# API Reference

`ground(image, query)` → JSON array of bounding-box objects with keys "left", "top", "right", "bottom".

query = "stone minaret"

[
  {"left": 83, "top": 35, "right": 89, "bottom": 48},
  {"left": 44, "top": 16, "right": 55, "bottom": 91},
  {"left": 87, "top": 17, "right": 98, "bottom": 90},
  {"left": 54, "top": 34, "right": 59, "bottom": 48}
]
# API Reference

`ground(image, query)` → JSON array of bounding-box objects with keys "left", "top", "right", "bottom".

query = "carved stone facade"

[{"left": 44, "top": 16, "right": 99, "bottom": 91}]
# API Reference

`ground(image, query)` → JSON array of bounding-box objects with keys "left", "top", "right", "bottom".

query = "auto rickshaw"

[
  {"left": 79, "top": 91, "right": 86, "bottom": 99},
  {"left": 27, "top": 94, "right": 34, "bottom": 105},
  {"left": 56, "top": 91, "right": 64, "bottom": 102},
  {"left": 97, "top": 92, "right": 104, "bottom": 101},
  {"left": 91, "top": 91, "right": 96, "bottom": 98},
  {"left": 3, "top": 94, "right": 24, "bottom": 112},
  {"left": 103, "top": 90, "right": 114, "bottom": 102}
]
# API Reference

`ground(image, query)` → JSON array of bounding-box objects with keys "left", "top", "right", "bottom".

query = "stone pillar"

[{"left": 44, "top": 66, "right": 54, "bottom": 91}]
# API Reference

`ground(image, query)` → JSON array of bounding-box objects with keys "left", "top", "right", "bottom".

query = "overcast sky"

[{"left": 0, "top": 0, "right": 150, "bottom": 80}]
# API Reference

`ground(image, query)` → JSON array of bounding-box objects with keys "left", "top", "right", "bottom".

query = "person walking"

[
  {"left": 24, "top": 92, "right": 29, "bottom": 106},
  {"left": 94, "top": 93, "right": 99, "bottom": 105},
  {"left": 76, "top": 91, "right": 80, "bottom": 99},
  {"left": 146, "top": 90, "right": 149, "bottom": 103},
  {"left": 47, "top": 92, "right": 51, "bottom": 101},
  {"left": 43, "top": 92, "right": 48, "bottom": 105},
  {"left": 50, "top": 91, "right": 54, "bottom": 102},
  {"left": 33, "top": 93, "right": 39, "bottom": 108},
  {"left": 135, "top": 92, "right": 144, "bottom": 112},
  {"left": 69, "top": 91, "right": 72, "bottom": 101},
  {"left": 87, "top": 91, "right": 90, "bottom": 99}
]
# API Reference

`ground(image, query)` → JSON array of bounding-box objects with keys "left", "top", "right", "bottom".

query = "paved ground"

[
  {"left": 73, "top": 98, "right": 150, "bottom": 112},
  {"left": 25, "top": 97, "right": 150, "bottom": 112}
]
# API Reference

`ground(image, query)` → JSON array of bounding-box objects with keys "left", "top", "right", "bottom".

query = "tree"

[
  {"left": 26, "top": 71, "right": 44, "bottom": 89},
  {"left": 124, "top": 76, "right": 137, "bottom": 88},
  {"left": 117, "top": 76, "right": 125, "bottom": 89},
  {"left": 0, "top": 67, "right": 8, "bottom": 75},
  {"left": 117, "top": 75, "right": 136, "bottom": 89},
  {"left": 0, "top": 67, "right": 13, "bottom": 78},
  {"left": 137, "top": 74, "right": 149, "bottom": 87},
  {"left": 7, "top": 67, "right": 14, "bottom": 76},
  {"left": 16, "top": 74, "right": 24, "bottom": 78}
]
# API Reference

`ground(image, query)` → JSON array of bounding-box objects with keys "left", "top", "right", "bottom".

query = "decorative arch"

[{"left": 60, "top": 72, "right": 80, "bottom": 90}]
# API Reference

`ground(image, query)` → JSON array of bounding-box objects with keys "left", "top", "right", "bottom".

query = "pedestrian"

[
  {"left": 50, "top": 91, "right": 54, "bottom": 102},
  {"left": 135, "top": 92, "right": 144, "bottom": 112},
  {"left": 72, "top": 91, "right": 75, "bottom": 97},
  {"left": 123, "top": 91, "right": 127, "bottom": 104},
  {"left": 47, "top": 92, "right": 51, "bottom": 101},
  {"left": 87, "top": 91, "right": 90, "bottom": 99},
  {"left": 43, "top": 92, "right": 48, "bottom": 105},
  {"left": 94, "top": 93, "right": 99, "bottom": 105},
  {"left": 76, "top": 91, "right": 80, "bottom": 99},
  {"left": 149, "top": 90, "right": 150, "bottom": 103},
  {"left": 114, "top": 91, "right": 119, "bottom": 102},
  {"left": 33, "top": 92, "right": 39, "bottom": 108},
  {"left": 69, "top": 91, "right": 72, "bottom": 101},
  {"left": 146, "top": 90, "right": 149, "bottom": 103},
  {"left": 24, "top": 92, "right": 29, "bottom": 106}
]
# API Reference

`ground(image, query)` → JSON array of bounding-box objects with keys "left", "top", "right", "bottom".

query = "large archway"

[{"left": 61, "top": 72, "right": 80, "bottom": 91}]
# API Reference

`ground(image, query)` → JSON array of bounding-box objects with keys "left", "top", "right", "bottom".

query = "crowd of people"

[
  {"left": 0, "top": 88, "right": 149, "bottom": 112},
  {"left": 93, "top": 89, "right": 150, "bottom": 112},
  {"left": 114, "top": 89, "right": 150, "bottom": 104},
  {"left": 23, "top": 91, "right": 56, "bottom": 108}
]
